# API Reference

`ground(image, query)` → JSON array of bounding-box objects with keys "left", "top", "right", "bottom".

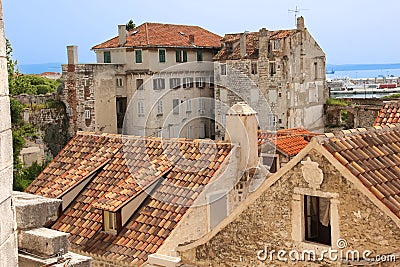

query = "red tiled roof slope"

[
  {"left": 258, "top": 128, "right": 321, "bottom": 157},
  {"left": 321, "top": 126, "right": 400, "bottom": 219},
  {"left": 374, "top": 101, "right": 400, "bottom": 126},
  {"left": 92, "top": 22, "right": 222, "bottom": 50},
  {"left": 26, "top": 132, "right": 232, "bottom": 266},
  {"left": 214, "top": 29, "right": 296, "bottom": 60}
]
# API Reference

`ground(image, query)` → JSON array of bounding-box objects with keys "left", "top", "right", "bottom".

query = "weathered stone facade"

[
  {"left": 0, "top": 0, "right": 18, "bottom": 264},
  {"left": 178, "top": 142, "right": 400, "bottom": 266},
  {"left": 214, "top": 17, "right": 327, "bottom": 139}
]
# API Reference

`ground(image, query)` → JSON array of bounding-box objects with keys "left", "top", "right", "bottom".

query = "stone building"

[
  {"left": 214, "top": 17, "right": 327, "bottom": 139},
  {"left": 61, "top": 23, "right": 221, "bottom": 138},
  {"left": 178, "top": 125, "right": 400, "bottom": 266},
  {"left": 0, "top": 0, "right": 18, "bottom": 264},
  {"left": 26, "top": 103, "right": 269, "bottom": 266}
]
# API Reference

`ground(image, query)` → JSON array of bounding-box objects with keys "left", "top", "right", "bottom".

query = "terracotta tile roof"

[
  {"left": 374, "top": 101, "right": 400, "bottom": 126},
  {"left": 258, "top": 128, "right": 320, "bottom": 157},
  {"left": 321, "top": 125, "right": 400, "bottom": 218},
  {"left": 92, "top": 22, "right": 222, "bottom": 50},
  {"left": 214, "top": 29, "right": 296, "bottom": 60},
  {"left": 26, "top": 132, "right": 232, "bottom": 266}
]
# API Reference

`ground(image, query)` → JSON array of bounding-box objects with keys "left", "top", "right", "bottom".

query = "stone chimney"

[
  {"left": 240, "top": 32, "right": 247, "bottom": 58},
  {"left": 118, "top": 24, "right": 127, "bottom": 46},
  {"left": 225, "top": 102, "right": 259, "bottom": 171},
  {"left": 258, "top": 28, "right": 270, "bottom": 56},
  {"left": 297, "top": 16, "right": 305, "bottom": 31},
  {"left": 67, "top": 45, "right": 78, "bottom": 65},
  {"left": 189, "top": 34, "right": 195, "bottom": 44}
]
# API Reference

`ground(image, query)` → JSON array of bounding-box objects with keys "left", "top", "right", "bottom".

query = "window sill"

[{"left": 295, "top": 241, "right": 331, "bottom": 254}]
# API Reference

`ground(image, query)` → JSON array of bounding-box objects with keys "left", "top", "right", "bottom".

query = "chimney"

[
  {"left": 240, "top": 32, "right": 247, "bottom": 58},
  {"left": 297, "top": 16, "right": 305, "bottom": 31},
  {"left": 67, "top": 45, "right": 78, "bottom": 65},
  {"left": 118, "top": 24, "right": 127, "bottom": 46},
  {"left": 189, "top": 34, "right": 195, "bottom": 44},
  {"left": 225, "top": 102, "right": 259, "bottom": 170},
  {"left": 258, "top": 28, "right": 270, "bottom": 56}
]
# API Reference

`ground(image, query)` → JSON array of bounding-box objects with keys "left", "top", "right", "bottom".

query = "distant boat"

[{"left": 326, "top": 70, "right": 335, "bottom": 74}]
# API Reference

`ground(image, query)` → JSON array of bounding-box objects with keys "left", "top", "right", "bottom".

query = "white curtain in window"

[{"left": 319, "top": 198, "right": 330, "bottom": 227}]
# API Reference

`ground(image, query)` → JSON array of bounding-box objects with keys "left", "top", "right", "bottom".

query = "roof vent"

[
  {"left": 179, "top": 31, "right": 186, "bottom": 36},
  {"left": 131, "top": 30, "right": 139, "bottom": 36}
]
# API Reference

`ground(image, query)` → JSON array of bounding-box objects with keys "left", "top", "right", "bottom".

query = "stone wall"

[
  {"left": 13, "top": 92, "right": 59, "bottom": 105},
  {"left": 325, "top": 105, "right": 381, "bottom": 130},
  {"left": 179, "top": 149, "right": 400, "bottom": 266},
  {"left": 0, "top": 0, "right": 18, "bottom": 265}
]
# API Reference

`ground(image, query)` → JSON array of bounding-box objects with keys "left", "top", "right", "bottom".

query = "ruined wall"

[
  {"left": 325, "top": 105, "right": 381, "bottom": 129},
  {"left": 179, "top": 150, "right": 400, "bottom": 266},
  {"left": 0, "top": 0, "right": 18, "bottom": 264}
]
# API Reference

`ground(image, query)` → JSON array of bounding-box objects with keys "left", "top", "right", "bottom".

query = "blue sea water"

[{"left": 327, "top": 69, "right": 400, "bottom": 79}]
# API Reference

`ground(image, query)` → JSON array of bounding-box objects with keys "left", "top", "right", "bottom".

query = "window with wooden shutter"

[
  {"left": 159, "top": 49, "right": 166, "bottom": 63},
  {"left": 197, "top": 50, "right": 203, "bottom": 61},
  {"left": 135, "top": 50, "right": 142, "bottom": 63},
  {"left": 104, "top": 51, "right": 111, "bottom": 63}
]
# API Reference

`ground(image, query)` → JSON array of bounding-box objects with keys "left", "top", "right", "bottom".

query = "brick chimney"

[
  {"left": 297, "top": 16, "right": 305, "bottom": 31},
  {"left": 67, "top": 45, "right": 78, "bottom": 65},
  {"left": 189, "top": 34, "right": 195, "bottom": 44},
  {"left": 240, "top": 32, "right": 247, "bottom": 58},
  {"left": 118, "top": 24, "right": 127, "bottom": 46},
  {"left": 258, "top": 28, "right": 270, "bottom": 56},
  {"left": 225, "top": 102, "right": 259, "bottom": 170}
]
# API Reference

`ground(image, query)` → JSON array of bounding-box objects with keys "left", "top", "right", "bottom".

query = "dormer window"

[
  {"left": 103, "top": 210, "right": 120, "bottom": 234},
  {"left": 226, "top": 43, "right": 233, "bottom": 52}
]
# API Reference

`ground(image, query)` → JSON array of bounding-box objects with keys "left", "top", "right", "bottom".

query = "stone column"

[{"left": 0, "top": 0, "right": 18, "bottom": 266}]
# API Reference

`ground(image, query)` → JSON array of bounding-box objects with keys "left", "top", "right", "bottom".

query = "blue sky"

[{"left": 3, "top": 0, "right": 400, "bottom": 65}]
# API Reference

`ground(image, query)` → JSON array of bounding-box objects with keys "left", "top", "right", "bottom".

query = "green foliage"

[
  {"left": 13, "top": 161, "right": 46, "bottom": 191},
  {"left": 340, "top": 110, "right": 348, "bottom": 122},
  {"left": 10, "top": 75, "right": 60, "bottom": 95},
  {"left": 6, "top": 38, "right": 18, "bottom": 79},
  {"left": 382, "top": 93, "right": 400, "bottom": 99},
  {"left": 326, "top": 98, "right": 351, "bottom": 107},
  {"left": 10, "top": 97, "right": 24, "bottom": 124},
  {"left": 126, "top": 19, "right": 136, "bottom": 31}
]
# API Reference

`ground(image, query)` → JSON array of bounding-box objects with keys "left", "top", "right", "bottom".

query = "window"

[
  {"left": 197, "top": 50, "right": 203, "bottom": 61},
  {"left": 153, "top": 78, "right": 165, "bottom": 90},
  {"left": 251, "top": 62, "right": 258, "bottom": 74},
  {"left": 187, "top": 125, "right": 192, "bottom": 138},
  {"left": 157, "top": 100, "right": 163, "bottom": 115},
  {"left": 116, "top": 78, "right": 123, "bottom": 87},
  {"left": 135, "top": 49, "right": 142, "bottom": 63},
  {"left": 304, "top": 195, "right": 331, "bottom": 246},
  {"left": 272, "top": 39, "right": 280, "bottom": 50},
  {"left": 199, "top": 98, "right": 205, "bottom": 115},
  {"left": 183, "top": 77, "right": 194, "bottom": 89},
  {"left": 314, "top": 62, "right": 318, "bottom": 80},
  {"left": 209, "top": 76, "right": 214, "bottom": 89},
  {"left": 170, "top": 78, "right": 181, "bottom": 89},
  {"left": 104, "top": 51, "right": 111, "bottom": 63},
  {"left": 186, "top": 99, "right": 192, "bottom": 112},
  {"left": 173, "top": 99, "right": 179, "bottom": 115},
  {"left": 136, "top": 79, "right": 144, "bottom": 90},
  {"left": 85, "top": 110, "right": 90, "bottom": 119},
  {"left": 199, "top": 122, "right": 206, "bottom": 138},
  {"left": 196, "top": 77, "right": 205, "bottom": 88},
  {"left": 159, "top": 49, "right": 166, "bottom": 63},
  {"left": 221, "top": 64, "right": 227, "bottom": 75},
  {"left": 138, "top": 100, "right": 144, "bottom": 116},
  {"left": 269, "top": 62, "right": 276, "bottom": 76},
  {"left": 176, "top": 50, "right": 187, "bottom": 63},
  {"left": 68, "top": 107, "right": 73, "bottom": 117},
  {"left": 104, "top": 211, "right": 117, "bottom": 233}
]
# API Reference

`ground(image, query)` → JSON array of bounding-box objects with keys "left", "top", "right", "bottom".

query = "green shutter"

[
  {"left": 135, "top": 50, "right": 142, "bottom": 63},
  {"left": 104, "top": 51, "right": 111, "bottom": 63},
  {"left": 159, "top": 50, "right": 166, "bottom": 62},
  {"left": 176, "top": 50, "right": 180, "bottom": 62},
  {"left": 197, "top": 50, "right": 203, "bottom": 61},
  {"left": 183, "top": 50, "right": 187, "bottom": 62}
]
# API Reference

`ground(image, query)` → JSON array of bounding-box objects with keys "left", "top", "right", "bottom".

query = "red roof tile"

[
  {"left": 26, "top": 132, "right": 232, "bottom": 266},
  {"left": 374, "top": 101, "right": 400, "bottom": 126},
  {"left": 92, "top": 22, "right": 222, "bottom": 50},
  {"left": 321, "top": 125, "right": 400, "bottom": 219}
]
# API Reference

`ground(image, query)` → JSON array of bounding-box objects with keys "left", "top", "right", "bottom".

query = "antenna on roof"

[{"left": 288, "top": 6, "right": 308, "bottom": 25}]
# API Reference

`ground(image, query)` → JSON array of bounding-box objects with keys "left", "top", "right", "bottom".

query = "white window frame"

[
  {"left": 153, "top": 78, "right": 165, "bottom": 90},
  {"left": 221, "top": 64, "right": 227, "bottom": 75},
  {"left": 183, "top": 77, "right": 194, "bottom": 89},
  {"left": 173, "top": 99, "right": 180, "bottom": 115},
  {"left": 170, "top": 78, "right": 181, "bottom": 89},
  {"left": 196, "top": 77, "right": 205, "bottom": 88},
  {"left": 272, "top": 39, "right": 280, "bottom": 50},
  {"left": 68, "top": 107, "right": 73, "bottom": 117},
  {"left": 186, "top": 99, "right": 192, "bottom": 112},
  {"left": 116, "top": 78, "right": 123, "bottom": 87},
  {"left": 138, "top": 100, "right": 144, "bottom": 116},
  {"left": 85, "top": 109, "right": 91, "bottom": 119},
  {"left": 199, "top": 98, "right": 205, "bottom": 115},
  {"left": 157, "top": 100, "right": 163, "bottom": 115},
  {"left": 104, "top": 210, "right": 117, "bottom": 234}
]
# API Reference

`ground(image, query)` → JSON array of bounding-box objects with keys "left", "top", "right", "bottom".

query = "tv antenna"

[{"left": 288, "top": 6, "right": 308, "bottom": 25}]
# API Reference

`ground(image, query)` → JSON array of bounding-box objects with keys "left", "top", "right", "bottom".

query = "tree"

[{"left": 126, "top": 19, "right": 136, "bottom": 31}]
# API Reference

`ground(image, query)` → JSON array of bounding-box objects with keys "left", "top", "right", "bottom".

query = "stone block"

[
  {"left": 0, "top": 128, "right": 12, "bottom": 172},
  {"left": 0, "top": 57, "right": 8, "bottom": 97},
  {"left": 0, "top": 96, "right": 11, "bottom": 132},
  {"left": 147, "top": 253, "right": 181, "bottom": 267},
  {"left": 0, "top": 20, "right": 5, "bottom": 58},
  {"left": 0, "top": 231, "right": 18, "bottom": 267},
  {"left": 0, "top": 197, "right": 16, "bottom": 245},
  {"left": 13, "top": 191, "right": 62, "bottom": 230},
  {"left": 0, "top": 165, "right": 12, "bottom": 207},
  {"left": 19, "top": 251, "right": 91, "bottom": 267},
  {"left": 18, "top": 227, "right": 69, "bottom": 257}
]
